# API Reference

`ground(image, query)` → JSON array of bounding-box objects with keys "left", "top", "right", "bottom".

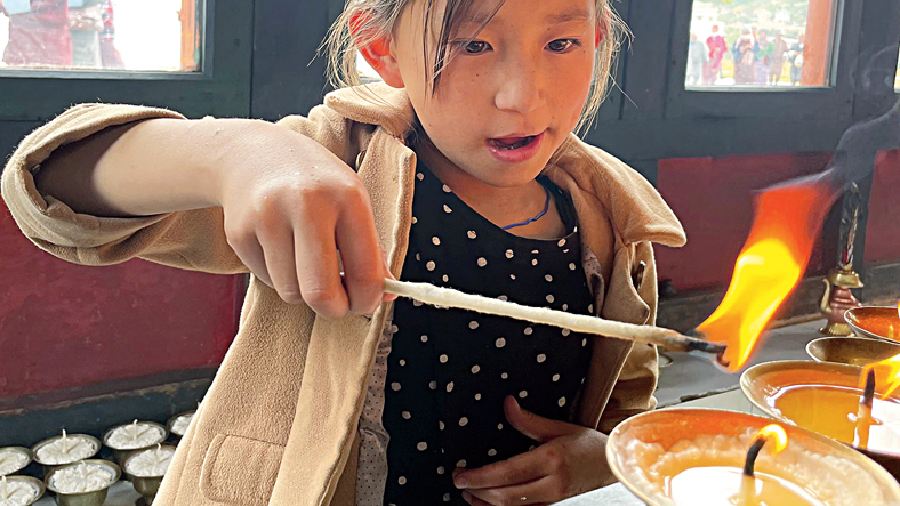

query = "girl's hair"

[{"left": 323, "top": 0, "right": 628, "bottom": 134}]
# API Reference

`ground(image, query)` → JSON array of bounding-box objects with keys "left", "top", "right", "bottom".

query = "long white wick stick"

[{"left": 384, "top": 279, "right": 722, "bottom": 354}]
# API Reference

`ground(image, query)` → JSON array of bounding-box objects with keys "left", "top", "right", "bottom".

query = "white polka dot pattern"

[{"left": 382, "top": 163, "right": 598, "bottom": 505}]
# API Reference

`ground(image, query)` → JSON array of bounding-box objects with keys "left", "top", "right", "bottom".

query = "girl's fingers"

[
  {"left": 381, "top": 247, "right": 398, "bottom": 303},
  {"left": 465, "top": 475, "right": 558, "bottom": 505},
  {"left": 227, "top": 230, "right": 273, "bottom": 288},
  {"left": 256, "top": 225, "right": 303, "bottom": 304},
  {"left": 292, "top": 212, "right": 350, "bottom": 319},
  {"left": 453, "top": 449, "right": 549, "bottom": 490},
  {"left": 460, "top": 491, "right": 491, "bottom": 506},
  {"left": 335, "top": 188, "right": 386, "bottom": 315},
  {"left": 504, "top": 396, "right": 579, "bottom": 443}
]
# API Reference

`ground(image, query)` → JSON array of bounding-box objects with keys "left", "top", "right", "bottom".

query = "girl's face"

[{"left": 383, "top": 0, "right": 599, "bottom": 187}]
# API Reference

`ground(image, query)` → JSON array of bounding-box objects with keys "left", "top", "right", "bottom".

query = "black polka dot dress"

[{"left": 382, "top": 162, "right": 595, "bottom": 505}]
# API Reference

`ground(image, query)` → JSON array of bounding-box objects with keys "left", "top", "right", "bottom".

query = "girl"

[{"left": 0, "top": 0, "right": 684, "bottom": 504}]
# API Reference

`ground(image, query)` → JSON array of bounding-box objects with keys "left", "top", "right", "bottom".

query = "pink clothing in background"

[
  {"left": 2, "top": 0, "right": 71, "bottom": 66},
  {"left": 704, "top": 34, "right": 727, "bottom": 85}
]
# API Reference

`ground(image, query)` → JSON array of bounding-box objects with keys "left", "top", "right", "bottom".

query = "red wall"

[
  {"left": 864, "top": 150, "right": 900, "bottom": 265},
  {"left": 655, "top": 150, "right": 900, "bottom": 292},
  {"left": 0, "top": 202, "right": 243, "bottom": 401},
  {"left": 655, "top": 152, "right": 834, "bottom": 292}
]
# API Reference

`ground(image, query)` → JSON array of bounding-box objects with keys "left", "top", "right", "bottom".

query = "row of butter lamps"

[{"left": 0, "top": 410, "right": 195, "bottom": 506}]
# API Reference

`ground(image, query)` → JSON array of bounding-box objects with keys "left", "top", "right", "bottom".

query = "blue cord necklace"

[{"left": 500, "top": 186, "right": 552, "bottom": 231}]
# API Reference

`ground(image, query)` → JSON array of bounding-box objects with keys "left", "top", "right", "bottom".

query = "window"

[
  {"left": 685, "top": 0, "right": 838, "bottom": 89},
  {"left": 0, "top": 0, "right": 201, "bottom": 72}
]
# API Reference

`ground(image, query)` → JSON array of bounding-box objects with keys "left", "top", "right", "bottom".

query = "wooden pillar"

[
  {"left": 801, "top": 0, "right": 834, "bottom": 86},
  {"left": 179, "top": 0, "right": 198, "bottom": 71}
]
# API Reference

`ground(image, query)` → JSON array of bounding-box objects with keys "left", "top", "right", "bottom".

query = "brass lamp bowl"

[
  {"left": 845, "top": 306, "right": 900, "bottom": 341},
  {"left": 741, "top": 360, "right": 900, "bottom": 477},
  {"left": 166, "top": 410, "right": 196, "bottom": 439},
  {"left": 44, "top": 459, "right": 121, "bottom": 506},
  {"left": 122, "top": 443, "right": 178, "bottom": 505},
  {"left": 102, "top": 421, "right": 168, "bottom": 466},
  {"left": 607, "top": 408, "right": 900, "bottom": 505},
  {"left": 31, "top": 435, "right": 101, "bottom": 476},
  {"left": 0, "top": 475, "right": 46, "bottom": 505},
  {"left": 806, "top": 336, "right": 900, "bottom": 367}
]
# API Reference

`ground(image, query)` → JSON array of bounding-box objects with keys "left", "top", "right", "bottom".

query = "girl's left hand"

[{"left": 453, "top": 396, "right": 616, "bottom": 506}]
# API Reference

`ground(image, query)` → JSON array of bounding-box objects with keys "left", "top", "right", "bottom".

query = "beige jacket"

[{"left": 1, "top": 83, "right": 685, "bottom": 505}]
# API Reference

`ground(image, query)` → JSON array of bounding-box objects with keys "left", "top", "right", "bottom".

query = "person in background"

[
  {"left": 753, "top": 29, "right": 772, "bottom": 85},
  {"left": 769, "top": 31, "right": 789, "bottom": 86},
  {"left": 687, "top": 32, "right": 707, "bottom": 87},
  {"left": 734, "top": 28, "right": 755, "bottom": 85},
  {"left": 0, "top": 4, "right": 9, "bottom": 62},
  {"left": 0, "top": 0, "right": 71, "bottom": 67},
  {"left": 98, "top": 0, "right": 122, "bottom": 68},
  {"left": 730, "top": 30, "right": 740, "bottom": 77},
  {"left": 789, "top": 33, "right": 805, "bottom": 86},
  {"left": 68, "top": 0, "right": 104, "bottom": 68},
  {"left": 704, "top": 23, "right": 726, "bottom": 86}
]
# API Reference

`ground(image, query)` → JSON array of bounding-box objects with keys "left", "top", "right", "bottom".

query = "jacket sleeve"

[
  {"left": 0, "top": 102, "right": 355, "bottom": 274},
  {"left": 597, "top": 241, "right": 660, "bottom": 433}
]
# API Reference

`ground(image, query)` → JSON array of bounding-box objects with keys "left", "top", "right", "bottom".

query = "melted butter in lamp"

[
  {"left": 892, "top": 301, "right": 899, "bottom": 340},
  {"left": 668, "top": 466, "right": 820, "bottom": 505},
  {"left": 850, "top": 304, "right": 900, "bottom": 340},
  {"left": 771, "top": 385, "right": 900, "bottom": 452}
]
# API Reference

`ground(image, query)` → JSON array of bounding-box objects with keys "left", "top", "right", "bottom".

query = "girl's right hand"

[{"left": 214, "top": 121, "right": 391, "bottom": 319}]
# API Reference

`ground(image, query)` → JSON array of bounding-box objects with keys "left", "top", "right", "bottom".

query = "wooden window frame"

[{"left": 0, "top": 0, "right": 253, "bottom": 121}]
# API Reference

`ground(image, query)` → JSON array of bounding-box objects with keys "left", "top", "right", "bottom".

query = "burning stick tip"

[
  {"left": 676, "top": 329, "right": 726, "bottom": 355},
  {"left": 679, "top": 329, "right": 730, "bottom": 367},
  {"left": 683, "top": 339, "right": 727, "bottom": 355}
]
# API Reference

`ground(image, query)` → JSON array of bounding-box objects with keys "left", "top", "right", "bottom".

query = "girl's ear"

[
  {"left": 595, "top": 6, "right": 610, "bottom": 48},
  {"left": 350, "top": 11, "right": 405, "bottom": 88}
]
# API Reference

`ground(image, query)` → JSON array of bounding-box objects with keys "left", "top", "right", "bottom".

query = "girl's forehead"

[{"left": 399, "top": 0, "right": 596, "bottom": 35}]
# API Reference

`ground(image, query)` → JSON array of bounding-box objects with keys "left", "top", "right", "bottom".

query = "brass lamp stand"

[{"left": 820, "top": 184, "right": 863, "bottom": 336}]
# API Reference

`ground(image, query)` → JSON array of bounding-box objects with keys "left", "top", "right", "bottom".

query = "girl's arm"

[
  {"left": 3, "top": 105, "right": 388, "bottom": 318},
  {"left": 35, "top": 117, "right": 294, "bottom": 218}
]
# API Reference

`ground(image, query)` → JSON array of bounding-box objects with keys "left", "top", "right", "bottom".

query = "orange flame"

[
  {"left": 866, "top": 352, "right": 900, "bottom": 399},
  {"left": 755, "top": 424, "right": 789, "bottom": 454},
  {"left": 698, "top": 176, "right": 840, "bottom": 370}
]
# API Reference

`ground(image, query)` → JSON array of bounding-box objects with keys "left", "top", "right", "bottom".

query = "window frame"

[
  {"left": 584, "top": 0, "right": 895, "bottom": 163},
  {"left": 851, "top": 0, "right": 900, "bottom": 121},
  {"left": 663, "top": 0, "right": 861, "bottom": 121},
  {"left": 0, "top": 0, "right": 253, "bottom": 121}
]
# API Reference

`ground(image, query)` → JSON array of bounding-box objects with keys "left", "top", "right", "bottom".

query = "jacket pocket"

[
  {"left": 199, "top": 434, "right": 285, "bottom": 505},
  {"left": 602, "top": 243, "right": 651, "bottom": 326}
]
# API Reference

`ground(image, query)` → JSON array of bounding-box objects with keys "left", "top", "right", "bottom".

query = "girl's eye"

[
  {"left": 547, "top": 39, "right": 580, "bottom": 53},
  {"left": 462, "top": 40, "right": 492, "bottom": 55}
]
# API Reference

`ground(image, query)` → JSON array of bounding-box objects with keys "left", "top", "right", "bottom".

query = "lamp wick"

[{"left": 743, "top": 438, "right": 767, "bottom": 477}]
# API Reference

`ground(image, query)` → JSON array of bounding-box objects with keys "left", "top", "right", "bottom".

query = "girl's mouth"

[
  {"left": 489, "top": 135, "right": 537, "bottom": 150},
  {"left": 486, "top": 132, "right": 545, "bottom": 162}
]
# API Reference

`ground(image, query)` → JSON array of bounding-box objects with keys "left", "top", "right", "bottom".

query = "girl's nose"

[{"left": 493, "top": 63, "right": 543, "bottom": 114}]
